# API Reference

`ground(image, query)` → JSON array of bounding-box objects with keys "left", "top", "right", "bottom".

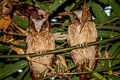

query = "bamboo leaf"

[
  {"left": 5, "top": 76, "right": 15, "bottom": 80},
  {"left": 48, "top": 0, "right": 67, "bottom": 14},
  {"left": 99, "top": 0, "right": 109, "bottom": 5},
  {"left": 24, "top": 0, "right": 32, "bottom": 4},
  {"left": 24, "top": 72, "right": 32, "bottom": 80},
  {"left": 90, "top": 1, "right": 109, "bottom": 24},
  {"left": 86, "top": 67, "right": 107, "bottom": 80},
  {"left": 107, "top": 75, "right": 120, "bottom": 80},
  {"left": 16, "top": 67, "right": 29, "bottom": 80},
  {"left": 0, "top": 60, "right": 28, "bottom": 80},
  {"left": 72, "top": 76, "right": 79, "bottom": 80},
  {"left": 109, "top": 0, "right": 120, "bottom": 16},
  {"left": 35, "top": 1, "right": 49, "bottom": 11},
  {"left": 108, "top": 42, "right": 120, "bottom": 57},
  {"left": 13, "top": 16, "right": 29, "bottom": 29},
  {"left": 0, "top": 45, "right": 10, "bottom": 52},
  {"left": 97, "top": 25, "right": 120, "bottom": 31},
  {"left": 98, "top": 30, "right": 120, "bottom": 38},
  {"left": 108, "top": 60, "right": 112, "bottom": 75}
]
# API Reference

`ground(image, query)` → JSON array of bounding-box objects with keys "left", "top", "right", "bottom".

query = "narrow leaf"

[
  {"left": 24, "top": 72, "right": 32, "bottom": 80},
  {"left": 5, "top": 76, "right": 15, "bottom": 80},
  {"left": 16, "top": 67, "right": 29, "bottom": 80},
  {"left": 35, "top": 1, "right": 49, "bottom": 11},
  {"left": 13, "top": 16, "right": 29, "bottom": 29},
  {"left": 90, "top": 1, "right": 109, "bottom": 24},
  {"left": 0, "top": 60, "right": 28, "bottom": 80},
  {"left": 98, "top": 30, "right": 120, "bottom": 38},
  {"left": 86, "top": 67, "right": 107, "bottom": 80},
  {"left": 48, "top": 0, "right": 67, "bottom": 14},
  {"left": 99, "top": 0, "right": 108, "bottom": 5},
  {"left": 109, "top": 0, "right": 120, "bottom": 16},
  {"left": 108, "top": 60, "right": 112, "bottom": 75}
]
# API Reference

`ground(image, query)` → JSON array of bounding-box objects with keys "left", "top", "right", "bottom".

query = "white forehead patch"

[{"left": 74, "top": 10, "right": 82, "bottom": 19}]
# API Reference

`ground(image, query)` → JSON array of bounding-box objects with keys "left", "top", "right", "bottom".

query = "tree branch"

[{"left": 0, "top": 35, "right": 120, "bottom": 58}]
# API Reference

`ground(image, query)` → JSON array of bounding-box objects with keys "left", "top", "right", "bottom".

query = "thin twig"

[
  {"left": 40, "top": 66, "right": 120, "bottom": 79},
  {"left": 97, "top": 17, "right": 120, "bottom": 28},
  {"left": 61, "top": 66, "right": 120, "bottom": 75},
  {"left": 0, "top": 31, "right": 26, "bottom": 36},
  {"left": 0, "top": 35, "right": 120, "bottom": 58}
]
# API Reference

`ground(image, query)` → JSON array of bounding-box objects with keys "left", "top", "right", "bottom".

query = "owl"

[
  {"left": 26, "top": 10, "right": 55, "bottom": 79},
  {"left": 67, "top": 2, "right": 98, "bottom": 80}
]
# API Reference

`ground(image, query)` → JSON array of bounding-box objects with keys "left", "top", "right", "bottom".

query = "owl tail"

[
  {"left": 32, "top": 72, "right": 46, "bottom": 80},
  {"left": 80, "top": 74, "right": 87, "bottom": 80},
  {"left": 76, "top": 64, "right": 90, "bottom": 80}
]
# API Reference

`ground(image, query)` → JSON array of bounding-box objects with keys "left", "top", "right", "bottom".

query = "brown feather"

[
  {"left": 26, "top": 10, "right": 55, "bottom": 79},
  {"left": 67, "top": 2, "right": 98, "bottom": 80}
]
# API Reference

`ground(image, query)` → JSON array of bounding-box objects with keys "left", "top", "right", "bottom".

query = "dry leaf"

[
  {"left": 0, "top": 15, "right": 11, "bottom": 30},
  {"left": 56, "top": 55, "right": 67, "bottom": 73},
  {"left": 53, "top": 32, "right": 67, "bottom": 40},
  {"left": 10, "top": 46, "right": 25, "bottom": 54},
  {"left": 57, "top": 55, "right": 67, "bottom": 69},
  {"left": 104, "top": 51, "right": 109, "bottom": 58},
  {"left": 1, "top": 0, "right": 12, "bottom": 15}
]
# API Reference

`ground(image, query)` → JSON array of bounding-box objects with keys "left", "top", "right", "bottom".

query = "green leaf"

[
  {"left": 4, "top": 76, "right": 15, "bottom": 80},
  {"left": 0, "top": 45, "right": 10, "bottom": 52},
  {"left": 24, "top": 72, "right": 32, "bottom": 80},
  {"left": 111, "top": 48, "right": 120, "bottom": 66},
  {"left": 0, "top": 60, "right": 28, "bottom": 80},
  {"left": 35, "top": 1, "right": 49, "bottom": 11},
  {"left": 72, "top": 76, "right": 79, "bottom": 80},
  {"left": 24, "top": 0, "right": 32, "bottom": 4},
  {"left": 109, "top": 0, "right": 120, "bottom": 16},
  {"left": 48, "top": 0, "right": 67, "bottom": 14},
  {"left": 108, "top": 42, "right": 120, "bottom": 57},
  {"left": 108, "top": 60, "right": 112, "bottom": 75},
  {"left": 98, "top": 30, "right": 120, "bottom": 38},
  {"left": 86, "top": 67, "right": 107, "bottom": 80},
  {"left": 0, "top": 62, "right": 3, "bottom": 69},
  {"left": 107, "top": 75, "right": 120, "bottom": 80},
  {"left": 97, "top": 25, "right": 120, "bottom": 31},
  {"left": 99, "top": 0, "right": 109, "bottom": 5},
  {"left": 16, "top": 67, "right": 29, "bottom": 80},
  {"left": 13, "top": 16, "right": 29, "bottom": 29},
  {"left": 90, "top": 1, "right": 109, "bottom": 24}
]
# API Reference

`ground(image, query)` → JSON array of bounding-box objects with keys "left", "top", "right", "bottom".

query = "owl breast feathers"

[{"left": 67, "top": 21, "right": 98, "bottom": 72}]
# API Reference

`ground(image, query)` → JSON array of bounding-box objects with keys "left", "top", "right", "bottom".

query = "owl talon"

[
  {"left": 35, "top": 51, "right": 40, "bottom": 54},
  {"left": 77, "top": 42, "right": 88, "bottom": 48},
  {"left": 82, "top": 42, "right": 87, "bottom": 47},
  {"left": 35, "top": 50, "right": 46, "bottom": 55}
]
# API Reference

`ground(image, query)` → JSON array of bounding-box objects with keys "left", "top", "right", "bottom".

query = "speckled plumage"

[
  {"left": 67, "top": 21, "right": 98, "bottom": 70},
  {"left": 26, "top": 31, "right": 55, "bottom": 79},
  {"left": 26, "top": 10, "right": 55, "bottom": 79},
  {"left": 67, "top": 2, "right": 98, "bottom": 79}
]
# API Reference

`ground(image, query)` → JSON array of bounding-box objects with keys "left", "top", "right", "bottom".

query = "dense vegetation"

[{"left": 0, "top": 0, "right": 120, "bottom": 80}]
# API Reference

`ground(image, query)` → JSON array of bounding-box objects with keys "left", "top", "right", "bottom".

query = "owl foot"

[
  {"left": 77, "top": 42, "right": 87, "bottom": 48},
  {"left": 35, "top": 50, "right": 46, "bottom": 55}
]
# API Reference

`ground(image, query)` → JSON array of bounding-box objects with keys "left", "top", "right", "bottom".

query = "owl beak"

[{"left": 32, "top": 18, "right": 46, "bottom": 33}]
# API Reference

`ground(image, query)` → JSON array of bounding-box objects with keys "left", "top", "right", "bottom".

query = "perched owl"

[
  {"left": 67, "top": 2, "right": 98, "bottom": 80},
  {"left": 26, "top": 10, "right": 55, "bottom": 79}
]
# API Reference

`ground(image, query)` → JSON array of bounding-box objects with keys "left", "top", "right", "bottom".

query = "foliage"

[{"left": 0, "top": 0, "right": 120, "bottom": 80}]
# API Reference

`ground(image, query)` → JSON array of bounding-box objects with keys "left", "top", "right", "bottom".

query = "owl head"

[{"left": 29, "top": 9, "right": 50, "bottom": 33}]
